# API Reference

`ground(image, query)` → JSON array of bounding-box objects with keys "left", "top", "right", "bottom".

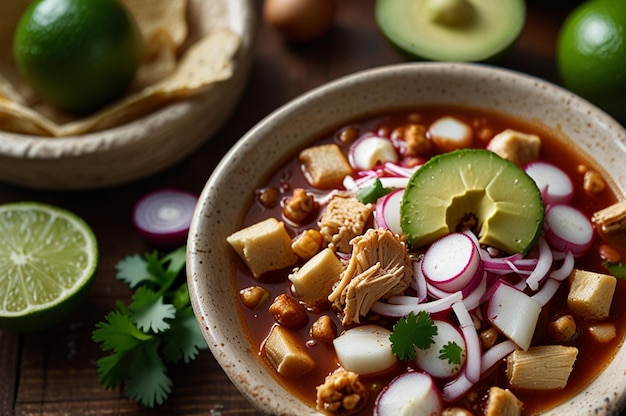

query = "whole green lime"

[
  {"left": 557, "top": 0, "right": 626, "bottom": 121},
  {"left": 13, "top": 0, "right": 143, "bottom": 114}
]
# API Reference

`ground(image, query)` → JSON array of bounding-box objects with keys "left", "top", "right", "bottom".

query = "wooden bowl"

[
  {"left": 187, "top": 62, "right": 626, "bottom": 415},
  {"left": 0, "top": 0, "right": 255, "bottom": 190}
]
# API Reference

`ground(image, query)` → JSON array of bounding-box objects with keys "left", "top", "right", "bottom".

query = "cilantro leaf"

[
  {"left": 439, "top": 341, "right": 463, "bottom": 365},
  {"left": 356, "top": 178, "right": 392, "bottom": 204},
  {"left": 603, "top": 261, "right": 626, "bottom": 279},
  {"left": 130, "top": 286, "right": 177, "bottom": 333},
  {"left": 127, "top": 338, "right": 173, "bottom": 408},
  {"left": 389, "top": 311, "right": 438, "bottom": 360},
  {"left": 94, "top": 246, "right": 205, "bottom": 408},
  {"left": 162, "top": 306, "right": 208, "bottom": 364},
  {"left": 95, "top": 348, "right": 134, "bottom": 389},
  {"left": 92, "top": 309, "right": 152, "bottom": 352},
  {"left": 171, "top": 282, "right": 191, "bottom": 311},
  {"left": 162, "top": 245, "right": 186, "bottom": 276},
  {"left": 116, "top": 255, "right": 156, "bottom": 288}
]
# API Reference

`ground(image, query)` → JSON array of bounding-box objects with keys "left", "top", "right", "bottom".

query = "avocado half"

[
  {"left": 375, "top": 0, "right": 526, "bottom": 62},
  {"left": 400, "top": 149, "right": 544, "bottom": 254}
]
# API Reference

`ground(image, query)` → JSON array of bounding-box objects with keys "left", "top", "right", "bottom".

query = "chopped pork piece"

[
  {"left": 227, "top": 217, "right": 298, "bottom": 278},
  {"left": 289, "top": 247, "right": 345, "bottom": 305},
  {"left": 263, "top": 325, "right": 315, "bottom": 378},
  {"left": 486, "top": 128, "right": 541, "bottom": 167},
  {"left": 318, "top": 195, "right": 373, "bottom": 253},
  {"left": 300, "top": 144, "right": 353, "bottom": 189},
  {"left": 568, "top": 269, "right": 616, "bottom": 321},
  {"left": 592, "top": 200, "right": 626, "bottom": 237},
  {"left": 316, "top": 368, "right": 368, "bottom": 415},
  {"left": 506, "top": 345, "right": 578, "bottom": 390},
  {"left": 484, "top": 386, "right": 523, "bottom": 416},
  {"left": 328, "top": 228, "right": 413, "bottom": 325}
]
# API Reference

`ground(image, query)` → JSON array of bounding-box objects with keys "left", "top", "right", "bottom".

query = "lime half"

[{"left": 0, "top": 202, "right": 98, "bottom": 332}]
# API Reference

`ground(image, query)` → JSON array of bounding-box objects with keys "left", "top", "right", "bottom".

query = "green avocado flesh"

[
  {"left": 400, "top": 149, "right": 544, "bottom": 254},
  {"left": 375, "top": 0, "right": 526, "bottom": 62}
]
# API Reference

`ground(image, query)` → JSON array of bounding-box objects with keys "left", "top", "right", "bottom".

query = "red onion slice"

[
  {"left": 525, "top": 237, "right": 552, "bottom": 291},
  {"left": 452, "top": 302, "right": 481, "bottom": 383},
  {"left": 370, "top": 291, "right": 463, "bottom": 318},
  {"left": 133, "top": 189, "right": 199, "bottom": 248}
]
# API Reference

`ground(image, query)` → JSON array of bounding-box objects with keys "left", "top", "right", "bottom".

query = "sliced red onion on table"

[
  {"left": 133, "top": 189, "right": 199, "bottom": 247},
  {"left": 524, "top": 161, "right": 574, "bottom": 206},
  {"left": 374, "top": 371, "right": 443, "bottom": 416},
  {"left": 544, "top": 204, "right": 594, "bottom": 257}
]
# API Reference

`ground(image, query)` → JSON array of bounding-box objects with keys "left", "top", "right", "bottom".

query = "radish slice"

[
  {"left": 544, "top": 204, "right": 594, "bottom": 257},
  {"left": 349, "top": 135, "right": 398, "bottom": 170},
  {"left": 414, "top": 319, "right": 466, "bottom": 379},
  {"left": 422, "top": 233, "right": 481, "bottom": 293},
  {"left": 524, "top": 161, "right": 574, "bottom": 206},
  {"left": 374, "top": 371, "right": 443, "bottom": 416},
  {"left": 428, "top": 116, "right": 473, "bottom": 152},
  {"left": 487, "top": 281, "right": 541, "bottom": 350},
  {"left": 333, "top": 325, "right": 397, "bottom": 375},
  {"left": 375, "top": 189, "right": 404, "bottom": 235},
  {"left": 133, "top": 189, "right": 199, "bottom": 248}
]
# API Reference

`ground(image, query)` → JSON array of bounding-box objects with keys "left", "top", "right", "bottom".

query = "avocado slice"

[
  {"left": 375, "top": 0, "right": 526, "bottom": 62},
  {"left": 400, "top": 149, "right": 543, "bottom": 254}
]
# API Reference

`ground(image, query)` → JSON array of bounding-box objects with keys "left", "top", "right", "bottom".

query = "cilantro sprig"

[
  {"left": 356, "top": 178, "right": 392, "bottom": 204},
  {"left": 390, "top": 311, "right": 463, "bottom": 367},
  {"left": 389, "top": 311, "right": 438, "bottom": 360},
  {"left": 93, "top": 246, "right": 207, "bottom": 407},
  {"left": 438, "top": 340, "right": 463, "bottom": 365}
]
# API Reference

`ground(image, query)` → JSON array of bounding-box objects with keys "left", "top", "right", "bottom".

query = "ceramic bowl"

[
  {"left": 0, "top": 0, "right": 254, "bottom": 190},
  {"left": 187, "top": 62, "right": 626, "bottom": 415}
]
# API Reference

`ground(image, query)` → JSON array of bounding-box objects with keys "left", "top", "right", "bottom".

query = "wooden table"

[{"left": 0, "top": 1, "right": 587, "bottom": 414}]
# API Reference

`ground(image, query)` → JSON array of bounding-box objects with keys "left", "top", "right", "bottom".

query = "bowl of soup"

[{"left": 187, "top": 62, "right": 626, "bottom": 415}]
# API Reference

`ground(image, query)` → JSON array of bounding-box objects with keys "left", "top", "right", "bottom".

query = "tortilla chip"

[{"left": 121, "top": 0, "right": 188, "bottom": 50}]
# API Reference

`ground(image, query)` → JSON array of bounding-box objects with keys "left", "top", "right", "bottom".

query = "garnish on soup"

[{"left": 226, "top": 106, "right": 625, "bottom": 415}]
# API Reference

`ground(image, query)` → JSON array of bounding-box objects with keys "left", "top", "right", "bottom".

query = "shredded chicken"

[
  {"left": 328, "top": 228, "right": 413, "bottom": 325},
  {"left": 316, "top": 368, "right": 368, "bottom": 415}
]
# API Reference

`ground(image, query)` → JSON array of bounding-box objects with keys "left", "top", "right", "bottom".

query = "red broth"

[{"left": 233, "top": 106, "right": 626, "bottom": 415}]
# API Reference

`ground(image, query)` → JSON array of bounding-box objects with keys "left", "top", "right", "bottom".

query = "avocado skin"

[{"left": 400, "top": 149, "right": 544, "bottom": 254}]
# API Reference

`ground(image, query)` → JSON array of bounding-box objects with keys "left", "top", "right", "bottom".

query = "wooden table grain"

[{"left": 0, "top": 1, "right": 586, "bottom": 415}]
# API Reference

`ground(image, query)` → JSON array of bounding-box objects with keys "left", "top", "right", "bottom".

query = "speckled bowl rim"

[{"left": 187, "top": 62, "right": 626, "bottom": 416}]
